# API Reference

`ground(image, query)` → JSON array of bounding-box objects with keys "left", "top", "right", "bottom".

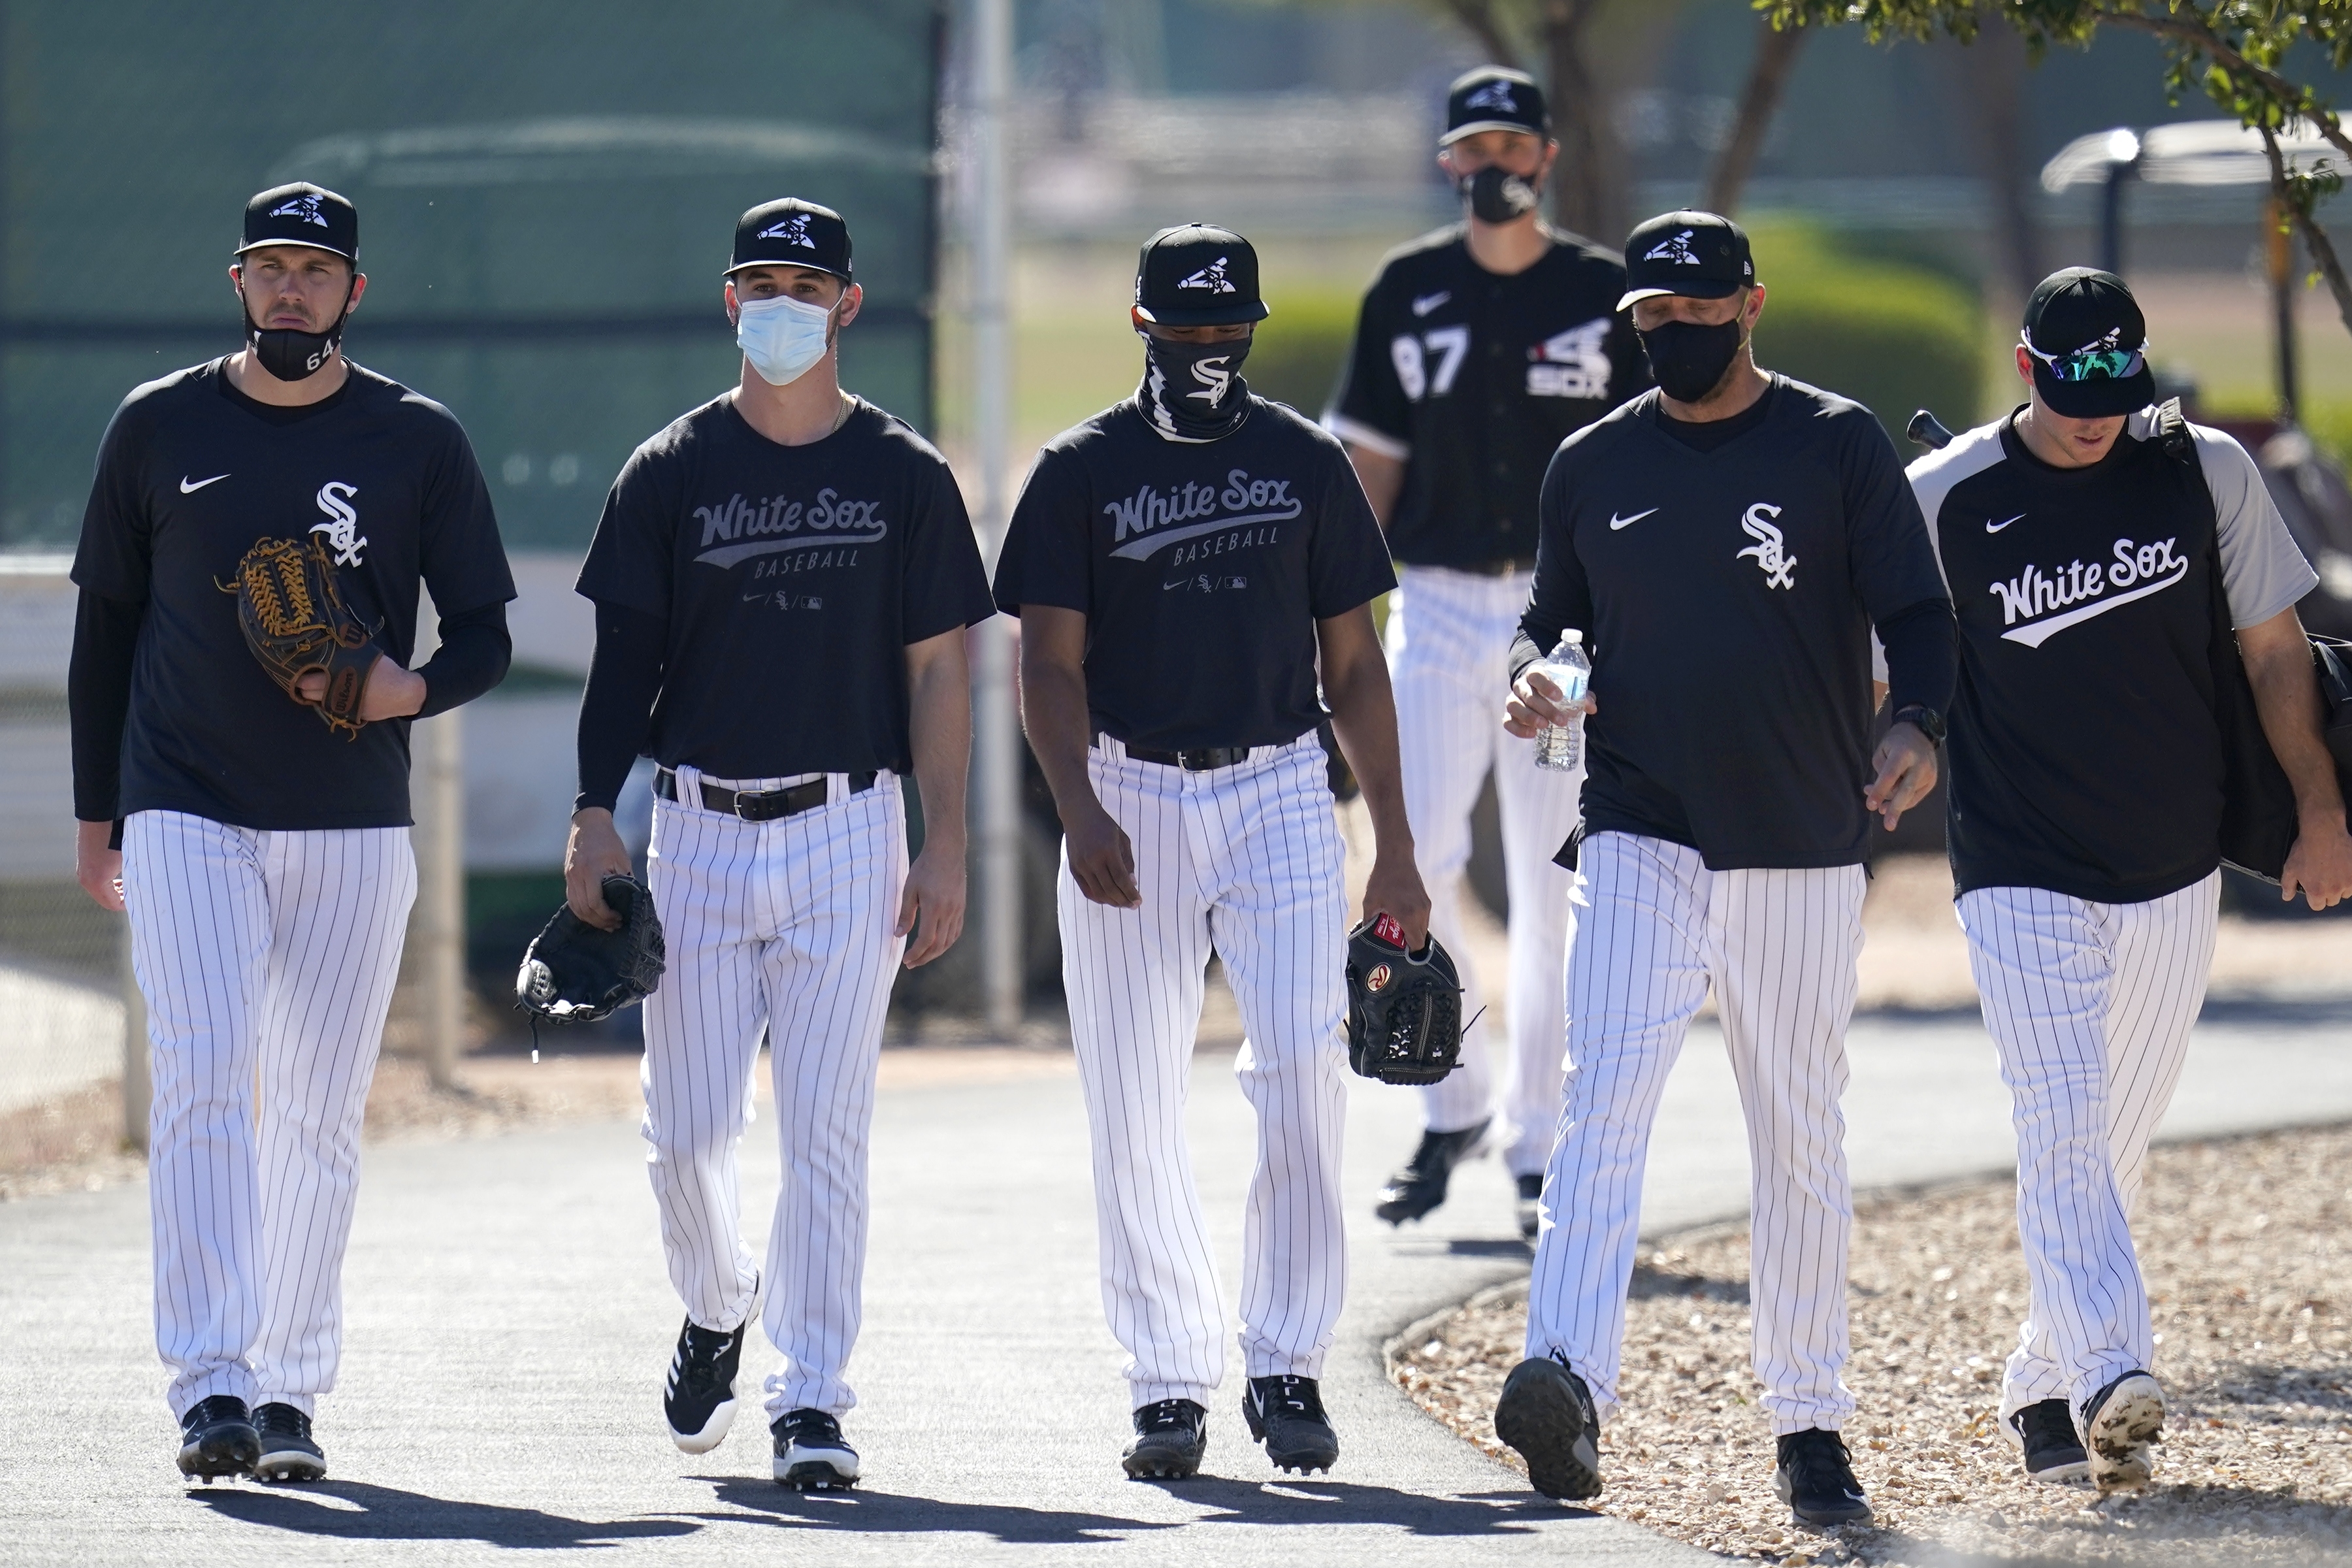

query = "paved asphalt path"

[{"left": 5, "top": 1000, "right": 2349, "bottom": 1566}]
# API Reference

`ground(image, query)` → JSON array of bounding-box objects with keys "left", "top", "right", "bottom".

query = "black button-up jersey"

[{"left": 1326, "top": 224, "right": 1648, "bottom": 569}]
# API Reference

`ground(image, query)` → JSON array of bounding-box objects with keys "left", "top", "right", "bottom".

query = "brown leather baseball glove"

[{"left": 219, "top": 536, "right": 384, "bottom": 737}]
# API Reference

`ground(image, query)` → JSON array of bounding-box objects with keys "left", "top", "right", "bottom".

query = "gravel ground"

[{"left": 1392, "top": 1124, "right": 2352, "bottom": 1565}]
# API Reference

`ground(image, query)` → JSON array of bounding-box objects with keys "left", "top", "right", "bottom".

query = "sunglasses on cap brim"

[{"left": 2019, "top": 333, "right": 2149, "bottom": 384}]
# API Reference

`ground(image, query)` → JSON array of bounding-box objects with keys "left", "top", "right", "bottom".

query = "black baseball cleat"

[
  {"left": 1514, "top": 1174, "right": 1544, "bottom": 1241},
  {"left": 772, "top": 1407, "right": 860, "bottom": 1490},
  {"left": 1375, "top": 1119, "right": 1491, "bottom": 1226},
  {"left": 663, "top": 1316, "right": 747, "bottom": 1454},
  {"left": 1242, "top": 1375, "right": 1339, "bottom": 1474},
  {"left": 1122, "top": 1397, "right": 1208, "bottom": 1480},
  {"left": 2007, "top": 1398, "right": 2089, "bottom": 1484},
  {"left": 1493, "top": 1355, "right": 1601, "bottom": 1501},
  {"left": 176, "top": 1395, "right": 260, "bottom": 1484},
  {"left": 1773, "top": 1428, "right": 1872, "bottom": 1527},
  {"left": 2081, "top": 1371, "right": 2164, "bottom": 1492},
  {"left": 252, "top": 1402, "right": 327, "bottom": 1483}
]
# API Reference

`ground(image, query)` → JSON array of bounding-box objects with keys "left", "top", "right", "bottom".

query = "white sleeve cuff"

[{"left": 1323, "top": 413, "right": 1409, "bottom": 463}]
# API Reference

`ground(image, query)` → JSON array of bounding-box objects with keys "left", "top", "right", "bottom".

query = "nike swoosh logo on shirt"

[
  {"left": 180, "top": 473, "right": 229, "bottom": 493},
  {"left": 1410, "top": 291, "right": 1450, "bottom": 318},
  {"left": 1986, "top": 513, "right": 2023, "bottom": 533},
  {"left": 1608, "top": 508, "right": 1658, "bottom": 531}
]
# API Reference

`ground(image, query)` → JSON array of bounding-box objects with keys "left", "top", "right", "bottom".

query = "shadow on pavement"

[
  {"left": 698, "top": 1478, "right": 1183, "bottom": 1543},
  {"left": 1137, "top": 1476, "right": 1571, "bottom": 1536},
  {"left": 191, "top": 1480, "right": 701, "bottom": 1546}
]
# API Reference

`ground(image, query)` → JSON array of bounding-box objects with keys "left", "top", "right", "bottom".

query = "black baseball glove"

[
  {"left": 515, "top": 874, "right": 666, "bottom": 1024},
  {"left": 1344, "top": 914, "right": 1464, "bottom": 1085}
]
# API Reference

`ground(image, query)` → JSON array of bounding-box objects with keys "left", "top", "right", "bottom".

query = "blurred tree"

[
  {"left": 1764, "top": 1, "right": 2352, "bottom": 336},
  {"left": 1700, "top": 16, "right": 1811, "bottom": 215}
]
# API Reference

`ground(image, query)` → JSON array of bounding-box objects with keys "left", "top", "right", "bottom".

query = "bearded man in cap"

[
  {"left": 67, "top": 182, "right": 514, "bottom": 1482},
  {"left": 1904, "top": 267, "right": 2351, "bottom": 1492}
]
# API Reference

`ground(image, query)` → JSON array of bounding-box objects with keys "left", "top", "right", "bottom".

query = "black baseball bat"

[{"left": 1906, "top": 408, "right": 1955, "bottom": 450}]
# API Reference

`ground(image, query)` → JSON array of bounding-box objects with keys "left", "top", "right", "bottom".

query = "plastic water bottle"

[{"left": 1532, "top": 631, "right": 1590, "bottom": 772}]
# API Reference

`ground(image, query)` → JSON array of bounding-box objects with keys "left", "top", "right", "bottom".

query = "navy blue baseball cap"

[
  {"left": 1134, "top": 224, "right": 1269, "bottom": 328},
  {"left": 235, "top": 183, "right": 357, "bottom": 263},
  {"left": 728, "top": 198, "right": 853, "bottom": 282},
  {"left": 1441, "top": 67, "right": 1549, "bottom": 146},
  {"left": 2022, "top": 268, "right": 2153, "bottom": 418}
]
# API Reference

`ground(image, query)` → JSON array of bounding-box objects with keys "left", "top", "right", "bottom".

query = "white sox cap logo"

[
  {"left": 1177, "top": 257, "right": 1235, "bottom": 293},
  {"left": 1737, "top": 502, "right": 1795, "bottom": 589},
  {"left": 1644, "top": 229, "right": 1701, "bottom": 265},
  {"left": 268, "top": 193, "right": 329, "bottom": 228},
  {"left": 1463, "top": 82, "right": 1518, "bottom": 113},
  {"left": 757, "top": 214, "right": 817, "bottom": 248},
  {"left": 310, "top": 482, "right": 367, "bottom": 566}
]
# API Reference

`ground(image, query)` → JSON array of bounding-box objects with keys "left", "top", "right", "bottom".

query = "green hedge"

[
  {"left": 1237, "top": 222, "right": 1986, "bottom": 440},
  {"left": 1746, "top": 221, "right": 1984, "bottom": 436}
]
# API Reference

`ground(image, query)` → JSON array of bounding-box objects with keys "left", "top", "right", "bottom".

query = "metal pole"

[
  {"left": 120, "top": 915, "right": 148, "bottom": 1151},
  {"left": 972, "top": 0, "right": 1023, "bottom": 1036},
  {"left": 2268, "top": 197, "right": 2300, "bottom": 424},
  {"left": 414, "top": 710, "right": 466, "bottom": 1086}
]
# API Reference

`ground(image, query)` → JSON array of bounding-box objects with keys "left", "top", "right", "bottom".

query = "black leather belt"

[
  {"left": 1096, "top": 734, "right": 1251, "bottom": 772},
  {"left": 655, "top": 766, "right": 877, "bottom": 822}
]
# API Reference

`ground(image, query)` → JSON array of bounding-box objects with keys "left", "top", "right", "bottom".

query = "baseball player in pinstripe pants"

[
  {"left": 1326, "top": 67, "right": 1647, "bottom": 1238},
  {"left": 566, "top": 200, "right": 994, "bottom": 1489},
  {"left": 1493, "top": 212, "right": 1956, "bottom": 1526},
  {"left": 68, "top": 184, "right": 514, "bottom": 1482},
  {"left": 1908, "top": 269, "right": 2352, "bottom": 1491},
  {"left": 994, "top": 225, "right": 1427, "bottom": 1480}
]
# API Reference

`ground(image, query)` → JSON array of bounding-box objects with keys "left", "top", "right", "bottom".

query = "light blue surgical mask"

[{"left": 736, "top": 291, "right": 836, "bottom": 387}]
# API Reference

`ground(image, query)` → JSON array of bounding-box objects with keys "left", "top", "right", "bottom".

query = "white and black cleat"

[
  {"left": 664, "top": 1315, "right": 747, "bottom": 1455},
  {"left": 2005, "top": 1398, "right": 2089, "bottom": 1484},
  {"left": 1242, "top": 1375, "right": 1339, "bottom": 1475},
  {"left": 252, "top": 1402, "right": 327, "bottom": 1484},
  {"left": 2081, "top": 1371, "right": 2164, "bottom": 1493},
  {"left": 1374, "top": 1119, "right": 1490, "bottom": 1226},
  {"left": 1493, "top": 1354, "right": 1601, "bottom": 1501},
  {"left": 772, "top": 1407, "right": 859, "bottom": 1491},
  {"left": 177, "top": 1395, "right": 260, "bottom": 1484},
  {"left": 1122, "top": 1398, "right": 1207, "bottom": 1480}
]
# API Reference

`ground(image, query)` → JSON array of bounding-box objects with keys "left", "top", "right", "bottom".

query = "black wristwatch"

[{"left": 1890, "top": 703, "right": 1946, "bottom": 745}]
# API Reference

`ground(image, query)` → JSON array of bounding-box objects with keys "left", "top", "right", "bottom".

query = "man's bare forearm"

[
  {"left": 1320, "top": 623, "right": 1413, "bottom": 852},
  {"left": 1018, "top": 642, "right": 1100, "bottom": 825},
  {"left": 1343, "top": 444, "right": 1405, "bottom": 532},
  {"left": 2246, "top": 634, "right": 2348, "bottom": 822},
  {"left": 907, "top": 633, "right": 972, "bottom": 853}
]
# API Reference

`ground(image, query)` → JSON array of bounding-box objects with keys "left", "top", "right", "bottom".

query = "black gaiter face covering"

[
  {"left": 1458, "top": 165, "right": 1542, "bottom": 225},
  {"left": 1137, "top": 333, "right": 1252, "bottom": 443},
  {"left": 1637, "top": 316, "right": 1746, "bottom": 404},
  {"left": 240, "top": 277, "right": 355, "bottom": 382}
]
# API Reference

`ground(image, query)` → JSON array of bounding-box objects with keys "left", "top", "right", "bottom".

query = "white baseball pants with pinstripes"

[
  {"left": 1386, "top": 564, "right": 1584, "bottom": 1169},
  {"left": 1060, "top": 732, "right": 1350, "bottom": 1407},
  {"left": 1959, "top": 873, "right": 2219, "bottom": 1423},
  {"left": 640, "top": 768, "right": 907, "bottom": 1420},
  {"left": 1525, "top": 831, "right": 1865, "bottom": 1436},
  {"left": 121, "top": 809, "right": 416, "bottom": 1421}
]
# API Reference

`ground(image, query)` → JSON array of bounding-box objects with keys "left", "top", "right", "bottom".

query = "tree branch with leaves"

[{"left": 1760, "top": 1, "right": 2352, "bottom": 338}]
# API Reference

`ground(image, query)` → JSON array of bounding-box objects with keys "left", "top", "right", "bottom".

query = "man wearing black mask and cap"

[
  {"left": 1905, "top": 268, "right": 2351, "bottom": 1493},
  {"left": 1326, "top": 67, "right": 1647, "bottom": 1240},
  {"left": 1489, "top": 210, "right": 1955, "bottom": 1526},
  {"left": 996, "top": 224, "right": 1426, "bottom": 1480},
  {"left": 67, "top": 182, "right": 513, "bottom": 1483}
]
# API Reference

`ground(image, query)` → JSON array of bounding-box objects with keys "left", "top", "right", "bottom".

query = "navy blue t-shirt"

[
  {"left": 992, "top": 394, "right": 1396, "bottom": 751},
  {"left": 576, "top": 395, "right": 996, "bottom": 777},
  {"left": 71, "top": 359, "right": 514, "bottom": 830}
]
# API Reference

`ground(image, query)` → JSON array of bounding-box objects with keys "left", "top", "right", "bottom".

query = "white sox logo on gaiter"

[{"left": 1737, "top": 502, "right": 1795, "bottom": 589}]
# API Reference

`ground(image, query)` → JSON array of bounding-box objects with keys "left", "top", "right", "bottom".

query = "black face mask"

[
  {"left": 1137, "top": 332, "right": 1252, "bottom": 443},
  {"left": 1458, "top": 165, "right": 1541, "bottom": 225},
  {"left": 240, "top": 278, "right": 354, "bottom": 383},
  {"left": 1637, "top": 316, "right": 1747, "bottom": 404}
]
